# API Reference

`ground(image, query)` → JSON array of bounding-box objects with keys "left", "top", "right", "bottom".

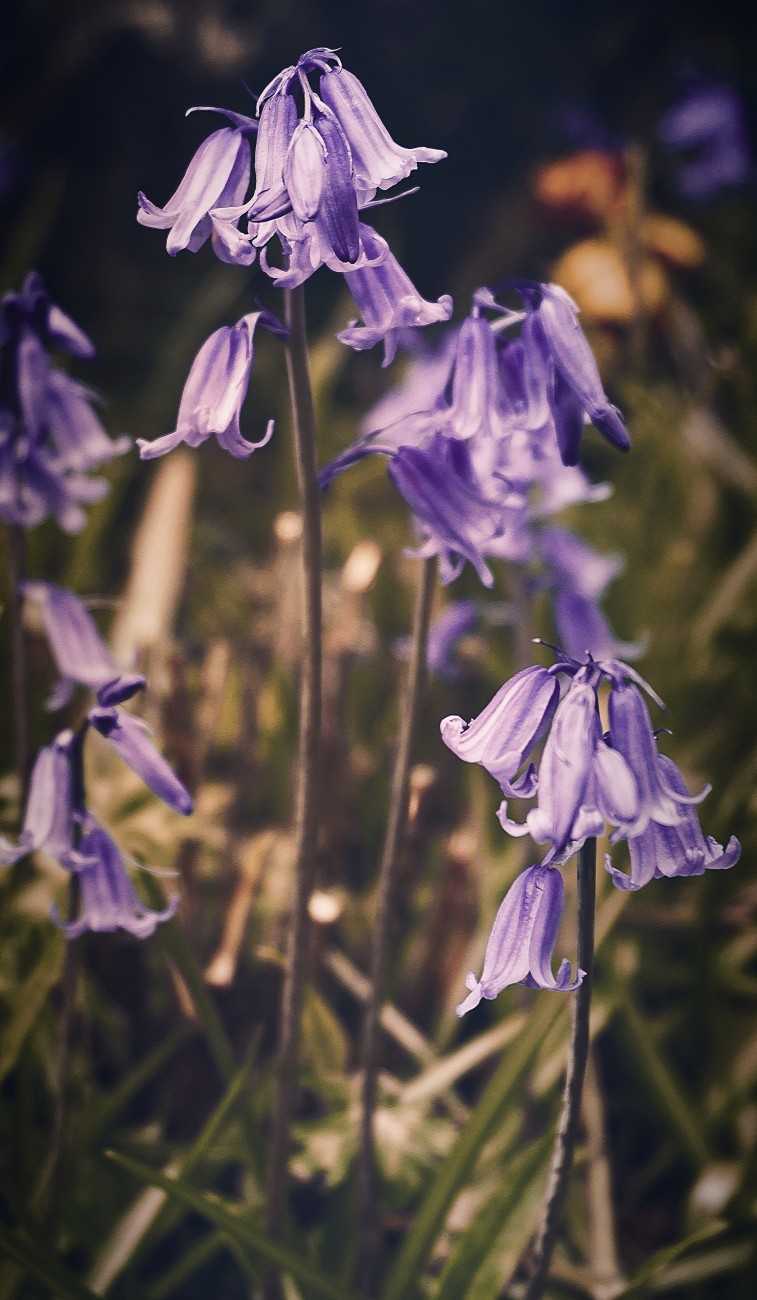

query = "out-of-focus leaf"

[
  {"left": 380, "top": 995, "right": 565, "bottom": 1300},
  {"left": 88, "top": 1059, "right": 253, "bottom": 1293},
  {"left": 0, "top": 1222, "right": 100, "bottom": 1300},
  {"left": 301, "top": 985, "right": 348, "bottom": 1077},
  {"left": 433, "top": 1135, "right": 552, "bottom": 1300},
  {"left": 106, "top": 1149, "right": 361, "bottom": 1300},
  {"left": 616, "top": 987, "right": 710, "bottom": 1168},
  {"left": 0, "top": 926, "right": 64, "bottom": 1083}
]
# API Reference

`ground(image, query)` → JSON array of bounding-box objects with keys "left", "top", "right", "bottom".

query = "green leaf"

[
  {"left": 433, "top": 1134, "right": 552, "bottom": 1300},
  {"left": 616, "top": 988, "right": 710, "bottom": 1168},
  {"left": 87, "top": 1058, "right": 253, "bottom": 1293},
  {"left": 380, "top": 995, "right": 565, "bottom": 1300},
  {"left": 106, "top": 1149, "right": 361, "bottom": 1300},
  {"left": 0, "top": 927, "right": 64, "bottom": 1083},
  {"left": 0, "top": 1222, "right": 100, "bottom": 1300}
]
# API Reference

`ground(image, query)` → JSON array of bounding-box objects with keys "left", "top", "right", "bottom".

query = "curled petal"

[
  {"left": 441, "top": 665, "right": 559, "bottom": 794},
  {"left": 137, "top": 311, "right": 283, "bottom": 461},
  {"left": 137, "top": 127, "right": 252, "bottom": 256}
]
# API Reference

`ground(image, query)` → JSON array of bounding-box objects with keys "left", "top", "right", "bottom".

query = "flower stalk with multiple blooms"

[{"left": 3, "top": 42, "right": 744, "bottom": 1300}]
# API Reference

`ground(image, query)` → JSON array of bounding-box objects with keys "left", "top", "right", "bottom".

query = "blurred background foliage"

[{"left": 1, "top": 0, "right": 756, "bottom": 1296}]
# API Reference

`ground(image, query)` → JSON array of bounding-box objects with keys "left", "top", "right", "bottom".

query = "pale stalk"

[
  {"left": 264, "top": 284, "right": 323, "bottom": 1298},
  {"left": 524, "top": 836, "right": 597, "bottom": 1300}
]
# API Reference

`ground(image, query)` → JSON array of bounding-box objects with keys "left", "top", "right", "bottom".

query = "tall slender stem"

[
  {"left": 264, "top": 285, "right": 323, "bottom": 1295},
  {"left": 524, "top": 836, "right": 597, "bottom": 1300},
  {"left": 357, "top": 554, "right": 437, "bottom": 1295},
  {"left": 7, "top": 525, "right": 30, "bottom": 804}
]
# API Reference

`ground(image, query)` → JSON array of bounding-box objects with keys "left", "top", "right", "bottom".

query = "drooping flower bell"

[
  {"left": 0, "top": 274, "right": 130, "bottom": 532},
  {"left": 21, "top": 581, "right": 143, "bottom": 711},
  {"left": 509, "top": 281, "right": 631, "bottom": 465},
  {"left": 337, "top": 225, "right": 452, "bottom": 365},
  {"left": 0, "top": 732, "right": 78, "bottom": 867},
  {"left": 52, "top": 818, "right": 178, "bottom": 939},
  {"left": 137, "top": 310, "right": 286, "bottom": 461},
  {"left": 137, "top": 108, "right": 259, "bottom": 263},
  {"left": 606, "top": 753, "right": 741, "bottom": 890},
  {"left": 456, "top": 864, "right": 583, "bottom": 1016}
]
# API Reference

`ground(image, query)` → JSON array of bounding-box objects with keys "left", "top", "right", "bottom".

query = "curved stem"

[
  {"left": 357, "top": 555, "right": 437, "bottom": 1295},
  {"left": 524, "top": 836, "right": 597, "bottom": 1300},
  {"left": 264, "top": 285, "right": 323, "bottom": 1296}
]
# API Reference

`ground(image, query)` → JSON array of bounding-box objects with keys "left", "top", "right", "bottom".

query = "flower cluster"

[
  {"left": 443, "top": 653, "right": 740, "bottom": 1013},
  {"left": 322, "top": 283, "right": 635, "bottom": 662},
  {"left": 1, "top": 585, "right": 192, "bottom": 938},
  {"left": 0, "top": 273, "right": 130, "bottom": 532},
  {"left": 138, "top": 48, "right": 451, "bottom": 362}
]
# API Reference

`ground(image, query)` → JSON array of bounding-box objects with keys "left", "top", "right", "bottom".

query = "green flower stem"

[
  {"left": 524, "top": 836, "right": 597, "bottom": 1300},
  {"left": 264, "top": 284, "right": 323, "bottom": 1297},
  {"left": 357, "top": 554, "right": 437, "bottom": 1296}
]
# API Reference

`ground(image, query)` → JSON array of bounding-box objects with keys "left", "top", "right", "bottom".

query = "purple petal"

[
  {"left": 54, "top": 823, "right": 178, "bottom": 939},
  {"left": 441, "top": 665, "right": 559, "bottom": 791},
  {"left": 88, "top": 708, "right": 193, "bottom": 815},
  {"left": 318, "top": 67, "right": 445, "bottom": 195},
  {"left": 21, "top": 582, "right": 120, "bottom": 707}
]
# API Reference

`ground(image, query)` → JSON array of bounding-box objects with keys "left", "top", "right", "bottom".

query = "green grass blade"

[
  {"left": 380, "top": 995, "right": 565, "bottom": 1300},
  {"left": 86, "top": 1023, "right": 193, "bottom": 1142},
  {"left": 106, "top": 1149, "right": 361, "bottom": 1300},
  {"left": 0, "top": 928, "right": 64, "bottom": 1084},
  {"left": 87, "top": 1058, "right": 252, "bottom": 1293},
  {"left": 0, "top": 1222, "right": 100, "bottom": 1300},
  {"left": 616, "top": 989, "right": 710, "bottom": 1168},
  {"left": 433, "top": 1134, "right": 552, "bottom": 1300}
]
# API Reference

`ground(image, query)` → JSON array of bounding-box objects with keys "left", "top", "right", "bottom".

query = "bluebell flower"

[
  {"left": 52, "top": 818, "right": 178, "bottom": 939},
  {"left": 0, "top": 275, "right": 130, "bottom": 532},
  {"left": 137, "top": 310, "right": 285, "bottom": 460},
  {"left": 658, "top": 79, "right": 751, "bottom": 200},
  {"left": 317, "top": 62, "right": 446, "bottom": 194},
  {"left": 337, "top": 225, "right": 452, "bottom": 365},
  {"left": 441, "top": 665, "right": 559, "bottom": 797},
  {"left": 0, "top": 272, "right": 95, "bottom": 360},
  {"left": 88, "top": 702, "right": 193, "bottom": 816},
  {"left": 0, "top": 732, "right": 77, "bottom": 867},
  {"left": 246, "top": 49, "right": 446, "bottom": 286},
  {"left": 452, "top": 651, "right": 739, "bottom": 883},
  {"left": 456, "top": 864, "right": 583, "bottom": 1016},
  {"left": 22, "top": 581, "right": 143, "bottom": 711},
  {"left": 512, "top": 281, "right": 631, "bottom": 465},
  {"left": 137, "top": 108, "right": 258, "bottom": 263},
  {"left": 606, "top": 681, "right": 706, "bottom": 839},
  {"left": 387, "top": 435, "right": 509, "bottom": 587},
  {"left": 606, "top": 754, "right": 741, "bottom": 890},
  {"left": 45, "top": 371, "right": 131, "bottom": 471}
]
